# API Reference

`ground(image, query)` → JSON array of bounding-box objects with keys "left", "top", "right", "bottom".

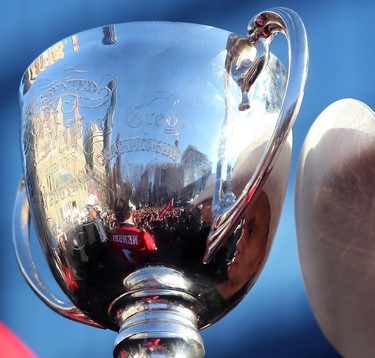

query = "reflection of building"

[
  {"left": 129, "top": 145, "right": 212, "bottom": 207},
  {"left": 23, "top": 41, "right": 65, "bottom": 94},
  {"left": 24, "top": 75, "right": 116, "bottom": 243},
  {"left": 181, "top": 145, "right": 212, "bottom": 187},
  {"left": 29, "top": 101, "right": 103, "bottom": 231}
]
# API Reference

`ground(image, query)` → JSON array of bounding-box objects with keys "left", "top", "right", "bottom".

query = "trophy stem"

[
  {"left": 113, "top": 301, "right": 204, "bottom": 357},
  {"left": 109, "top": 267, "right": 205, "bottom": 358}
]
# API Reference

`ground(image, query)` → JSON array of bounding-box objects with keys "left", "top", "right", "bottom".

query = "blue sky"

[{"left": 1, "top": 0, "right": 373, "bottom": 357}]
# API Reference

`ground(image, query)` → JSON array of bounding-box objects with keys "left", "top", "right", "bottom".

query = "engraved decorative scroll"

[{"left": 23, "top": 72, "right": 117, "bottom": 159}]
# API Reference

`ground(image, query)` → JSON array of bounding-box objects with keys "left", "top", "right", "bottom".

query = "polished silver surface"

[{"left": 14, "top": 7, "right": 308, "bottom": 357}]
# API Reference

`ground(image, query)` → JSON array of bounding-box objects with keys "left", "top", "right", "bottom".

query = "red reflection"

[{"left": 109, "top": 207, "right": 157, "bottom": 265}]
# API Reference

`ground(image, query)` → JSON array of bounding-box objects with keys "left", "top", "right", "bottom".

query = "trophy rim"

[{"left": 19, "top": 20, "right": 232, "bottom": 90}]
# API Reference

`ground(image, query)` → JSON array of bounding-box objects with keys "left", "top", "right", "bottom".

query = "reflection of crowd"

[
  {"left": 129, "top": 206, "right": 202, "bottom": 248},
  {"left": 100, "top": 201, "right": 206, "bottom": 269}
]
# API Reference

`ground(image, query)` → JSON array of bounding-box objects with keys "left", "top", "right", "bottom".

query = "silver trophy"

[{"left": 13, "top": 7, "right": 308, "bottom": 357}]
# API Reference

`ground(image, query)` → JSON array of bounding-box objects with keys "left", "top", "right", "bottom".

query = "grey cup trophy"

[{"left": 13, "top": 7, "right": 308, "bottom": 357}]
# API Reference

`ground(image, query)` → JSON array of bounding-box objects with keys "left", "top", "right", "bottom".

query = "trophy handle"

[
  {"left": 12, "top": 178, "right": 104, "bottom": 328},
  {"left": 204, "top": 7, "right": 308, "bottom": 262}
]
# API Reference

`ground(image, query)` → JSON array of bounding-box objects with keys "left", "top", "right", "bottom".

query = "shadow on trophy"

[{"left": 13, "top": 7, "right": 308, "bottom": 357}]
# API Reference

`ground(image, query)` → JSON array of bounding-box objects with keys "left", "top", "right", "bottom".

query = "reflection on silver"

[
  {"left": 295, "top": 99, "right": 375, "bottom": 358},
  {"left": 14, "top": 7, "right": 308, "bottom": 357}
]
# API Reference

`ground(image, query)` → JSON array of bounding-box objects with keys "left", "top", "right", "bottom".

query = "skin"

[
  {"left": 200, "top": 199, "right": 213, "bottom": 225},
  {"left": 217, "top": 191, "right": 271, "bottom": 300}
]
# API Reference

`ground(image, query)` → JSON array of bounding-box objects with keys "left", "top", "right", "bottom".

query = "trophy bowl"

[{"left": 13, "top": 7, "right": 308, "bottom": 357}]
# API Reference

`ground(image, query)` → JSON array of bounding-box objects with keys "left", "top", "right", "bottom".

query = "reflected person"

[
  {"left": 191, "top": 173, "right": 217, "bottom": 225},
  {"left": 216, "top": 190, "right": 270, "bottom": 300},
  {"left": 191, "top": 173, "right": 270, "bottom": 301},
  {"left": 216, "top": 124, "right": 292, "bottom": 301},
  {"left": 108, "top": 201, "right": 157, "bottom": 266},
  {"left": 190, "top": 117, "right": 291, "bottom": 302}
]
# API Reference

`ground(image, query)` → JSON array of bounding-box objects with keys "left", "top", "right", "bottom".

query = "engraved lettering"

[
  {"left": 104, "top": 137, "right": 182, "bottom": 165},
  {"left": 124, "top": 92, "right": 183, "bottom": 139},
  {"left": 24, "top": 73, "right": 116, "bottom": 145},
  {"left": 45, "top": 167, "right": 89, "bottom": 206},
  {"left": 40, "top": 162, "right": 97, "bottom": 209},
  {"left": 96, "top": 137, "right": 181, "bottom": 166}
]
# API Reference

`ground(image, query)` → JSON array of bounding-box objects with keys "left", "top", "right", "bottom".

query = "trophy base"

[
  {"left": 113, "top": 306, "right": 204, "bottom": 357},
  {"left": 114, "top": 339, "right": 203, "bottom": 358},
  {"left": 110, "top": 267, "right": 205, "bottom": 358}
]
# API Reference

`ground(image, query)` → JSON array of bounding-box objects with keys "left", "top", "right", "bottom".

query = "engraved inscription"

[
  {"left": 101, "top": 91, "right": 184, "bottom": 167},
  {"left": 124, "top": 91, "right": 184, "bottom": 138},
  {"left": 23, "top": 72, "right": 117, "bottom": 245},
  {"left": 41, "top": 164, "right": 96, "bottom": 207},
  {"left": 23, "top": 72, "right": 117, "bottom": 158},
  {"left": 97, "top": 137, "right": 181, "bottom": 165}
]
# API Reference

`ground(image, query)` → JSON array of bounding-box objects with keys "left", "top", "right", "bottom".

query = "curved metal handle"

[
  {"left": 12, "top": 178, "right": 103, "bottom": 328},
  {"left": 204, "top": 7, "right": 308, "bottom": 263}
]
